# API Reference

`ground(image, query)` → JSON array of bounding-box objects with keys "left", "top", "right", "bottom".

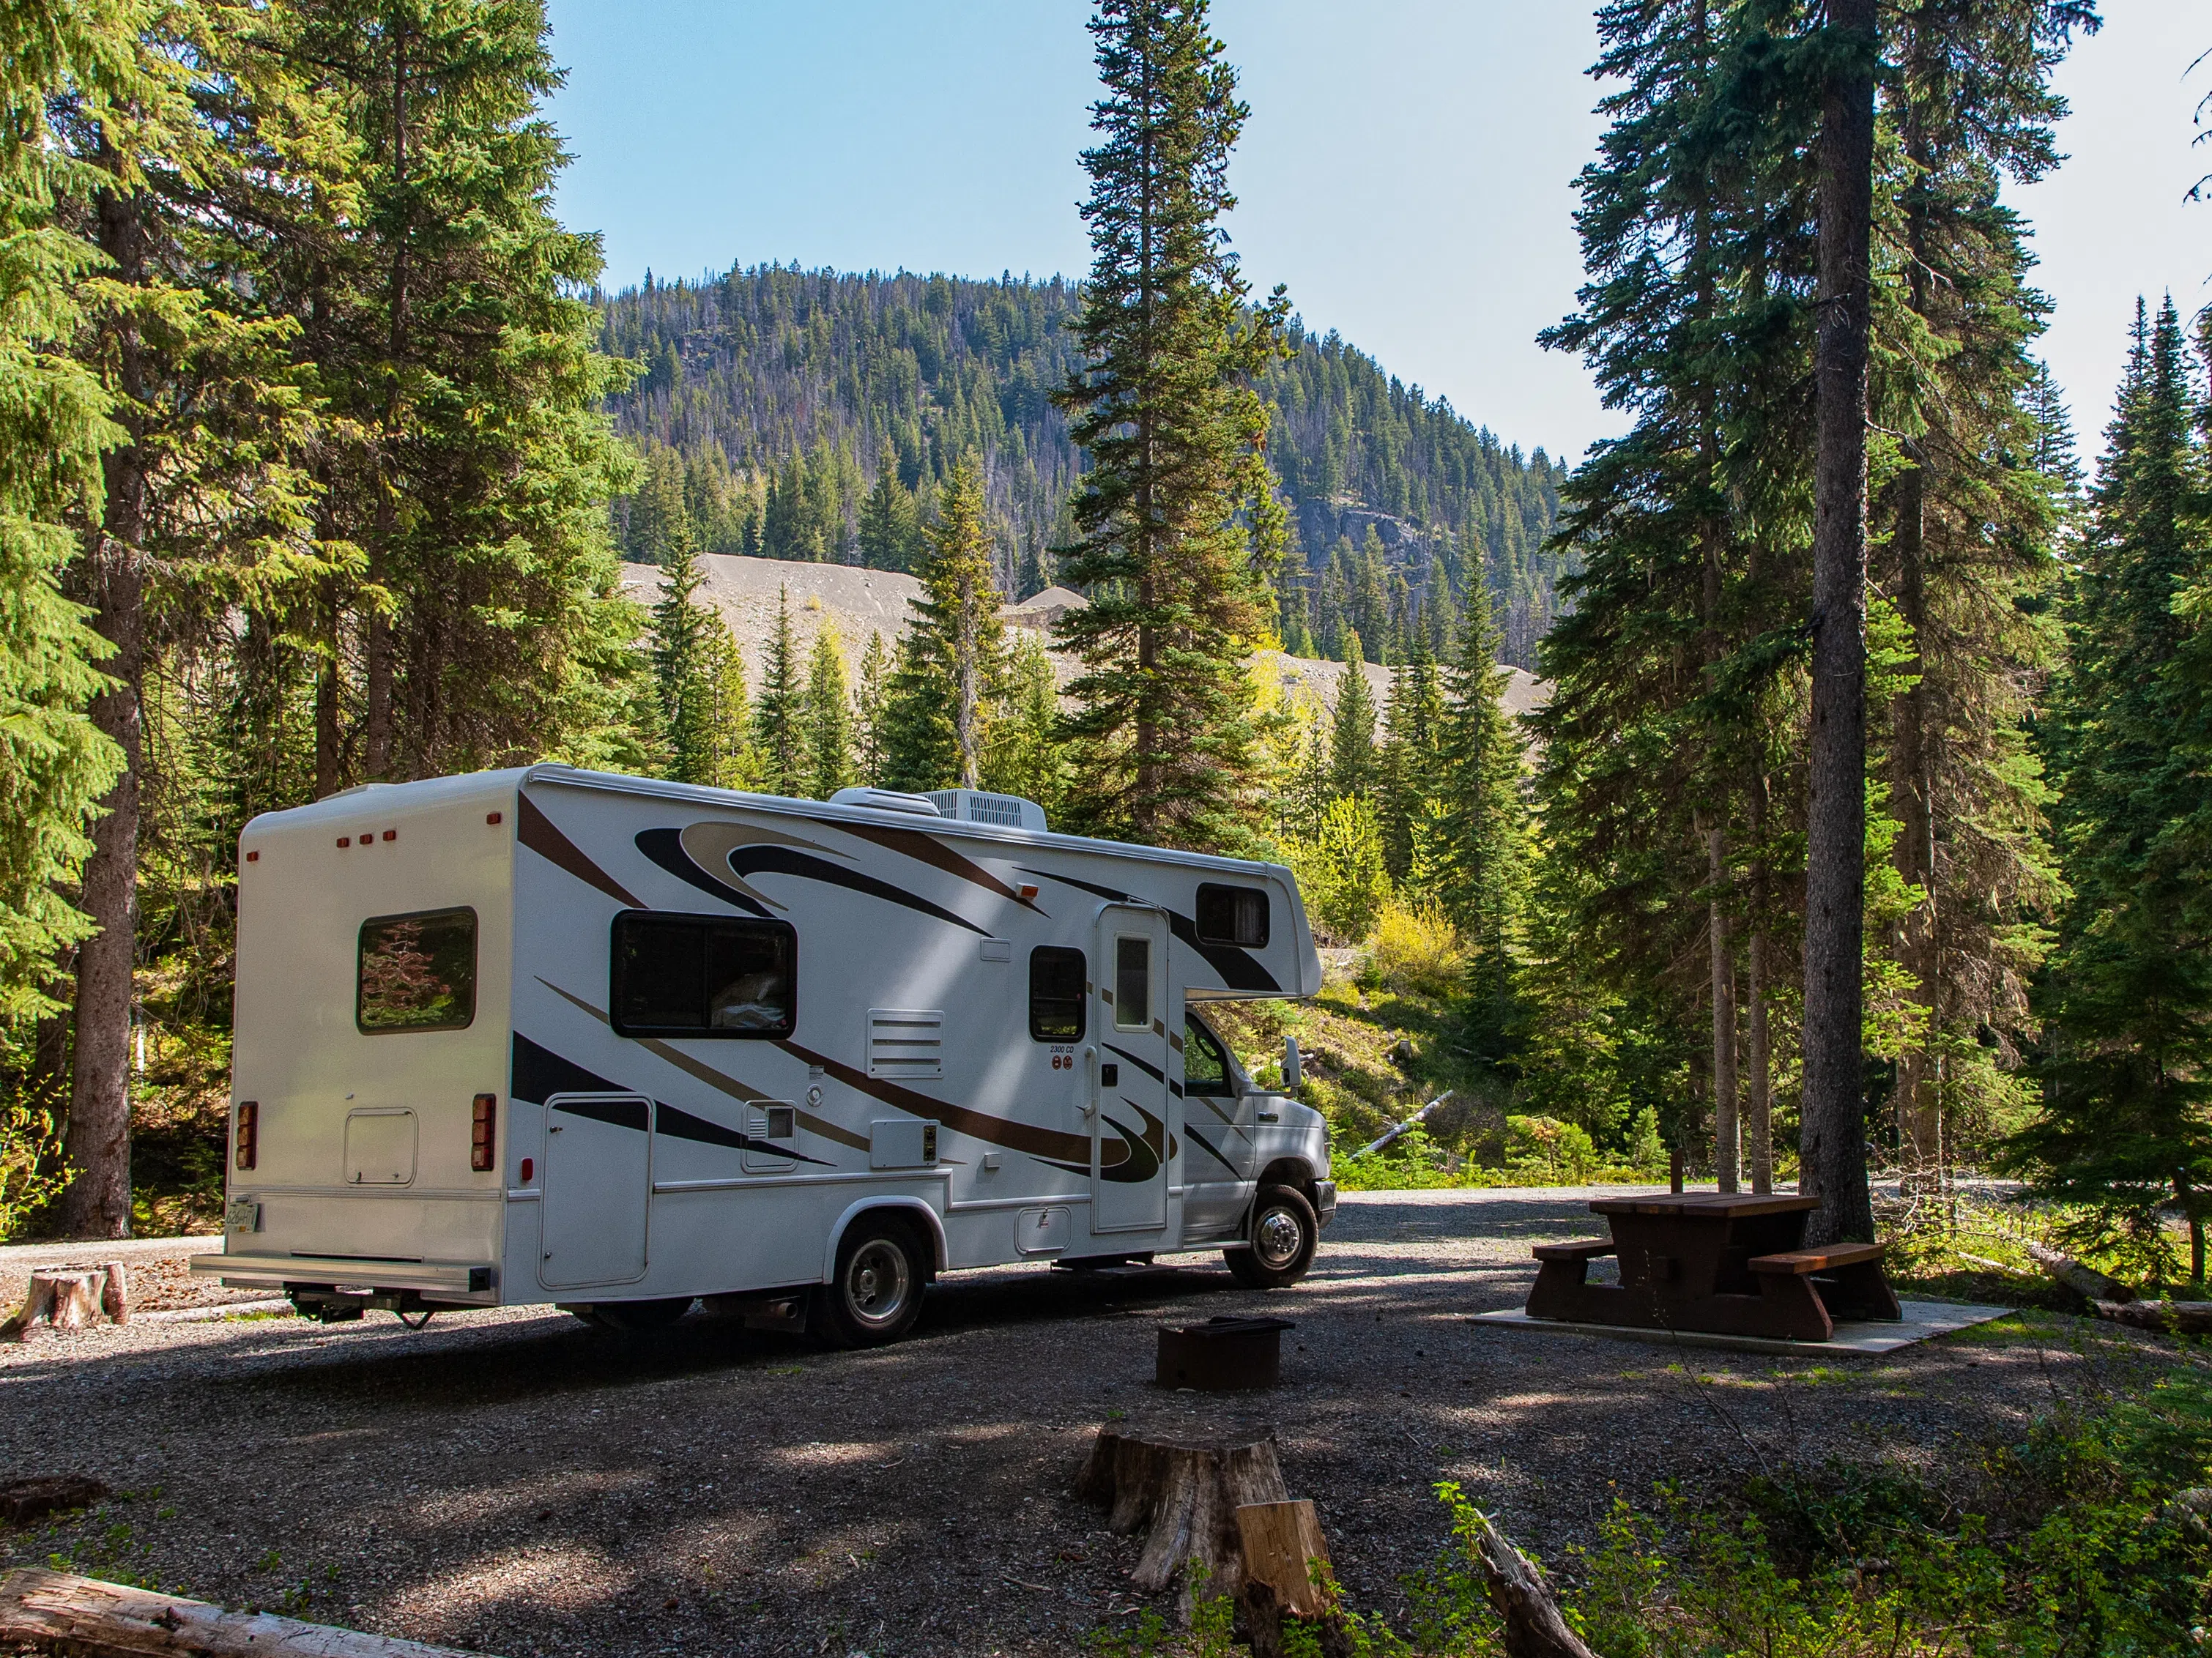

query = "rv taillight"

[
  {"left": 471, "top": 1093, "right": 497, "bottom": 1172},
  {"left": 235, "top": 1101, "right": 258, "bottom": 1170}
]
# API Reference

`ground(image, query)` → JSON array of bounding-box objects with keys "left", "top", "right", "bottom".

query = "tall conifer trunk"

[
  {"left": 1802, "top": 0, "right": 1879, "bottom": 1244},
  {"left": 64, "top": 174, "right": 152, "bottom": 1238}
]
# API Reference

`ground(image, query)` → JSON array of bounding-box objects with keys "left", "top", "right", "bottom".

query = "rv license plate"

[{"left": 225, "top": 1195, "right": 261, "bottom": 1233}]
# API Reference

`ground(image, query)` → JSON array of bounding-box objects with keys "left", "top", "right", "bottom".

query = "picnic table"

[{"left": 1525, "top": 1192, "right": 1901, "bottom": 1342}]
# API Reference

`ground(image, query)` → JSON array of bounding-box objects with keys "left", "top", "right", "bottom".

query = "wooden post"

[{"left": 1669, "top": 1145, "right": 1685, "bottom": 1195}]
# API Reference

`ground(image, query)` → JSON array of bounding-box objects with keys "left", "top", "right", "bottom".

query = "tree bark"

[
  {"left": 1466, "top": 1510, "right": 1598, "bottom": 1658},
  {"left": 64, "top": 173, "right": 152, "bottom": 1241},
  {"left": 1076, "top": 1424, "right": 1288, "bottom": 1601},
  {"left": 1800, "top": 0, "right": 1879, "bottom": 1247},
  {"left": 1708, "top": 827, "right": 1739, "bottom": 1192},
  {"left": 1, "top": 1567, "right": 491, "bottom": 1657},
  {"left": 1747, "top": 926, "right": 1773, "bottom": 1194}
]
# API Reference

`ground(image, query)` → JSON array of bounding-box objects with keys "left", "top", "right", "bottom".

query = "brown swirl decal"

[
  {"left": 832, "top": 821, "right": 1044, "bottom": 913},
  {"left": 518, "top": 794, "right": 640, "bottom": 907}
]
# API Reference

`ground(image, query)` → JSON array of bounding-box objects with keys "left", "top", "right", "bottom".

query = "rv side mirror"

[{"left": 1283, "top": 1036, "right": 1302, "bottom": 1092}]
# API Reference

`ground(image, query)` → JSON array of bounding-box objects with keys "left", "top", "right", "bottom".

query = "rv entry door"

[
  {"left": 539, "top": 1093, "right": 652, "bottom": 1288},
  {"left": 1093, "top": 905, "right": 1171, "bottom": 1234}
]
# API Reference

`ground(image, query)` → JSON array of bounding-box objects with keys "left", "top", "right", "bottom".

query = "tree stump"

[
  {"left": 0, "top": 1477, "right": 109, "bottom": 1527},
  {"left": 0, "top": 1266, "right": 127, "bottom": 1342},
  {"left": 1075, "top": 1424, "right": 1288, "bottom": 1599},
  {"left": 1466, "top": 1509, "right": 1597, "bottom": 1658},
  {"left": 1235, "top": 1500, "right": 1351, "bottom": 1658}
]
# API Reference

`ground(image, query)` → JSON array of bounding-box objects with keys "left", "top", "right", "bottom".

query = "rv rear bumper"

[{"left": 189, "top": 1252, "right": 498, "bottom": 1302}]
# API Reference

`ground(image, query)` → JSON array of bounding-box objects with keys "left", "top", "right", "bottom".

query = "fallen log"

[
  {"left": 2024, "top": 1240, "right": 2134, "bottom": 1306},
  {"left": 2091, "top": 1298, "right": 2212, "bottom": 1336},
  {"left": 1465, "top": 1510, "right": 1597, "bottom": 1658},
  {"left": 1235, "top": 1499, "right": 1351, "bottom": 1658},
  {"left": 0, "top": 1567, "right": 492, "bottom": 1657},
  {"left": 0, "top": 1478, "right": 110, "bottom": 1527},
  {"left": 1075, "top": 1423, "right": 1288, "bottom": 1599},
  {"left": 1, "top": 1267, "right": 128, "bottom": 1342}
]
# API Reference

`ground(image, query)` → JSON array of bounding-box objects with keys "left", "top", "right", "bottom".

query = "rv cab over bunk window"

[
  {"left": 611, "top": 911, "right": 795, "bottom": 1038},
  {"left": 357, "top": 908, "right": 478, "bottom": 1033},
  {"left": 1028, "top": 947, "right": 1086, "bottom": 1041},
  {"left": 1195, "top": 883, "right": 1269, "bottom": 948}
]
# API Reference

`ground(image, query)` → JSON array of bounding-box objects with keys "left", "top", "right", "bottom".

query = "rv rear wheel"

[
  {"left": 1225, "top": 1184, "right": 1318, "bottom": 1289},
  {"left": 813, "top": 1216, "right": 927, "bottom": 1348},
  {"left": 576, "top": 1297, "right": 694, "bottom": 1334}
]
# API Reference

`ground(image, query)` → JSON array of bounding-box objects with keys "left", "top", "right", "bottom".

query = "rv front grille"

[{"left": 867, "top": 1008, "right": 945, "bottom": 1079}]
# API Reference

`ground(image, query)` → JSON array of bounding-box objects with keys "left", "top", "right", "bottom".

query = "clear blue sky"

[{"left": 545, "top": 1, "right": 2208, "bottom": 464}]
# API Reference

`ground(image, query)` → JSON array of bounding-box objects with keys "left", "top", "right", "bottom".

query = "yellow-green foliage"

[
  {"left": 1364, "top": 899, "right": 1465, "bottom": 999},
  {"left": 1287, "top": 795, "right": 1392, "bottom": 943}
]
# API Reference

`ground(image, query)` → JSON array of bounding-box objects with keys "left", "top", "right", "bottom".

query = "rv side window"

[
  {"left": 357, "top": 908, "right": 478, "bottom": 1033},
  {"left": 611, "top": 911, "right": 795, "bottom": 1038},
  {"left": 1113, "top": 936, "right": 1151, "bottom": 1030},
  {"left": 1029, "top": 947, "right": 1086, "bottom": 1042},
  {"left": 1183, "top": 1015, "right": 1233, "bottom": 1096},
  {"left": 1195, "top": 883, "right": 1269, "bottom": 949}
]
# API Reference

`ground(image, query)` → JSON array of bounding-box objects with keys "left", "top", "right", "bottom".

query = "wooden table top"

[{"left": 1588, "top": 1192, "right": 1819, "bottom": 1219}]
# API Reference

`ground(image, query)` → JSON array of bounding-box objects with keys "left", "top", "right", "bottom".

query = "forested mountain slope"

[{"left": 600, "top": 265, "right": 1570, "bottom": 665}]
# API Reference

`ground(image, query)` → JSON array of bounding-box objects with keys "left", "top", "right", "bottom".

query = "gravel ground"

[{"left": 0, "top": 1189, "right": 2170, "bottom": 1657}]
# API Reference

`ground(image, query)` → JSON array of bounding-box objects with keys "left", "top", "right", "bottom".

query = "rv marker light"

[
  {"left": 519, "top": 1157, "right": 533, "bottom": 1183},
  {"left": 335, "top": 836, "right": 349, "bottom": 847},
  {"left": 382, "top": 829, "right": 396, "bottom": 841},
  {"left": 486, "top": 811, "right": 502, "bottom": 825},
  {"left": 471, "top": 1093, "right": 497, "bottom": 1172}
]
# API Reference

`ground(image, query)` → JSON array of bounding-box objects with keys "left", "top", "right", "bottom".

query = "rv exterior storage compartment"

[{"left": 870, "top": 1120, "right": 938, "bottom": 1169}]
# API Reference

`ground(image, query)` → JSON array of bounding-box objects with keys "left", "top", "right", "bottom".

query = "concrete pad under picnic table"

[{"left": 1469, "top": 1298, "right": 2015, "bottom": 1356}]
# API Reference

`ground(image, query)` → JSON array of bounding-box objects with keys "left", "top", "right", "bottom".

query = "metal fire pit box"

[{"left": 1156, "top": 1315, "right": 1296, "bottom": 1391}]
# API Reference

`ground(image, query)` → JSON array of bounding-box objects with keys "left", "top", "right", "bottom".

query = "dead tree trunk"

[
  {"left": 1466, "top": 1511, "right": 1598, "bottom": 1658},
  {"left": 1076, "top": 1424, "right": 1288, "bottom": 1600},
  {"left": 1, "top": 1566, "right": 491, "bottom": 1657}
]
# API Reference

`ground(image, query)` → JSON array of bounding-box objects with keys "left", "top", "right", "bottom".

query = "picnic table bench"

[{"left": 1526, "top": 1192, "right": 1901, "bottom": 1342}]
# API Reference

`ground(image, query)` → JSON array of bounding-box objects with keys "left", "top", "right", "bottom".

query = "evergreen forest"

[{"left": 599, "top": 267, "right": 1571, "bottom": 666}]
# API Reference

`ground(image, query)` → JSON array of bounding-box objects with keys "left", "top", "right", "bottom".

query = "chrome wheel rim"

[
  {"left": 1255, "top": 1207, "right": 1304, "bottom": 1268},
  {"left": 845, "top": 1239, "right": 913, "bottom": 1327}
]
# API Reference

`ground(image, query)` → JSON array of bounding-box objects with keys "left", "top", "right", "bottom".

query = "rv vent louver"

[
  {"left": 867, "top": 1008, "right": 945, "bottom": 1079},
  {"left": 923, "top": 789, "right": 1047, "bottom": 833}
]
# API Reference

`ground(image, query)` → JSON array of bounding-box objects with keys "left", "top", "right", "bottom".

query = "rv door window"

[
  {"left": 1195, "top": 883, "right": 1269, "bottom": 948},
  {"left": 1028, "top": 947, "right": 1087, "bottom": 1041},
  {"left": 357, "top": 908, "right": 478, "bottom": 1033},
  {"left": 611, "top": 912, "right": 795, "bottom": 1038},
  {"left": 1113, "top": 936, "right": 1151, "bottom": 1030},
  {"left": 1183, "top": 1015, "right": 1234, "bottom": 1096}
]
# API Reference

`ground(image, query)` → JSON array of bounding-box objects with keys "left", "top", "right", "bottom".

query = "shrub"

[
  {"left": 1363, "top": 899, "right": 1465, "bottom": 999},
  {"left": 1288, "top": 796, "right": 1391, "bottom": 944},
  {"left": 1506, "top": 1114, "right": 1603, "bottom": 1184}
]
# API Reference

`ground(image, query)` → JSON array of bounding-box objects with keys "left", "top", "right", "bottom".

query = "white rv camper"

[{"left": 192, "top": 766, "right": 1333, "bottom": 1345}]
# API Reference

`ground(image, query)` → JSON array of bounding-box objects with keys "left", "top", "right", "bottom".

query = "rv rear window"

[
  {"left": 611, "top": 911, "right": 795, "bottom": 1038},
  {"left": 357, "top": 908, "right": 478, "bottom": 1034},
  {"left": 1029, "top": 947, "right": 1086, "bottom": 1042},
  {"left": 1195, "top": 883, "right": 1269, "bottom": 949}
]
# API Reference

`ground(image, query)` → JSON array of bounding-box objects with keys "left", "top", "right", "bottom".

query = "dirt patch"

[{"left": 0, "top": 1191, "right": 2169, "bottom": 1657}]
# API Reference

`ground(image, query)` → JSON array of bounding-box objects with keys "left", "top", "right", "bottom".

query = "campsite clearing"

[{"left": 0, "top": 1189, "right": 2167, "bottom": 1657}]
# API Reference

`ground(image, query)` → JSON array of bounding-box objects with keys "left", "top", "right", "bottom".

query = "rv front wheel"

[
  {"left": 814, "top": 1217, "right": 927, "bottom": 1348},
  {"left": 1225, "top": 1184, "right": 1318, "bottom": 1289}
]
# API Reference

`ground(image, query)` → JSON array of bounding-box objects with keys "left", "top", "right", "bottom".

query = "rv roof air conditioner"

[
  {"left": 925, "top": 789, "right": 1048, "bottom": 833},
  {"left": 828, "top": 787, "right": 943, "bottom": 818}
]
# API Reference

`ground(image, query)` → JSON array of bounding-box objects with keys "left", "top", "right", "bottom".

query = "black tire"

[
  {"left": 812, "top": 1216, "right": 928, "bottom": 1348},
  {"left": 574, "top": 1296, "right": 694, "bottom": 1334},
  {"left": 1225, "top": 1184, "right": 1319, "bottom": 1289}
]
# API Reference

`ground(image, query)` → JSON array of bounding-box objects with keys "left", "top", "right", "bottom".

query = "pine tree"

[
  {"left": 1329, "top": 636, "right": 1377, "bottom": 803},
  {"left": 1378, "top": 639, "right": 1444, "bottom": 887},
  {"left": 803, "top": 624, "right": 856, "bottom": 799},
  {"left": 2016, "top": 297, "right": 2212, "bottom": 1279},
  {"left": 1052, "top": 0, "right": 1289, "bottom": 850},
  {"left": 981, "top": 633, "right": 1068, "bottom": 817},
  {"left": 753, "top": 587, "right": 806, "bottom": 796},
  {"left": 855, "top": 628, "right": 891, "bottom": 786},
  {"left": 856, "top": 443, "right": 922, "bottom": 571},
  {"left": 1436, "top": 582, "right": 1529, "bottom": 1049},
  {"left": 0, "top": 0, "right": 131, "bottom": 1023},
  {"left": 908, "top": 459, "right": 1006, "bottom": 789},
  {"left": 650, "top": 551, "right": 723, "bottom": 786}
]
